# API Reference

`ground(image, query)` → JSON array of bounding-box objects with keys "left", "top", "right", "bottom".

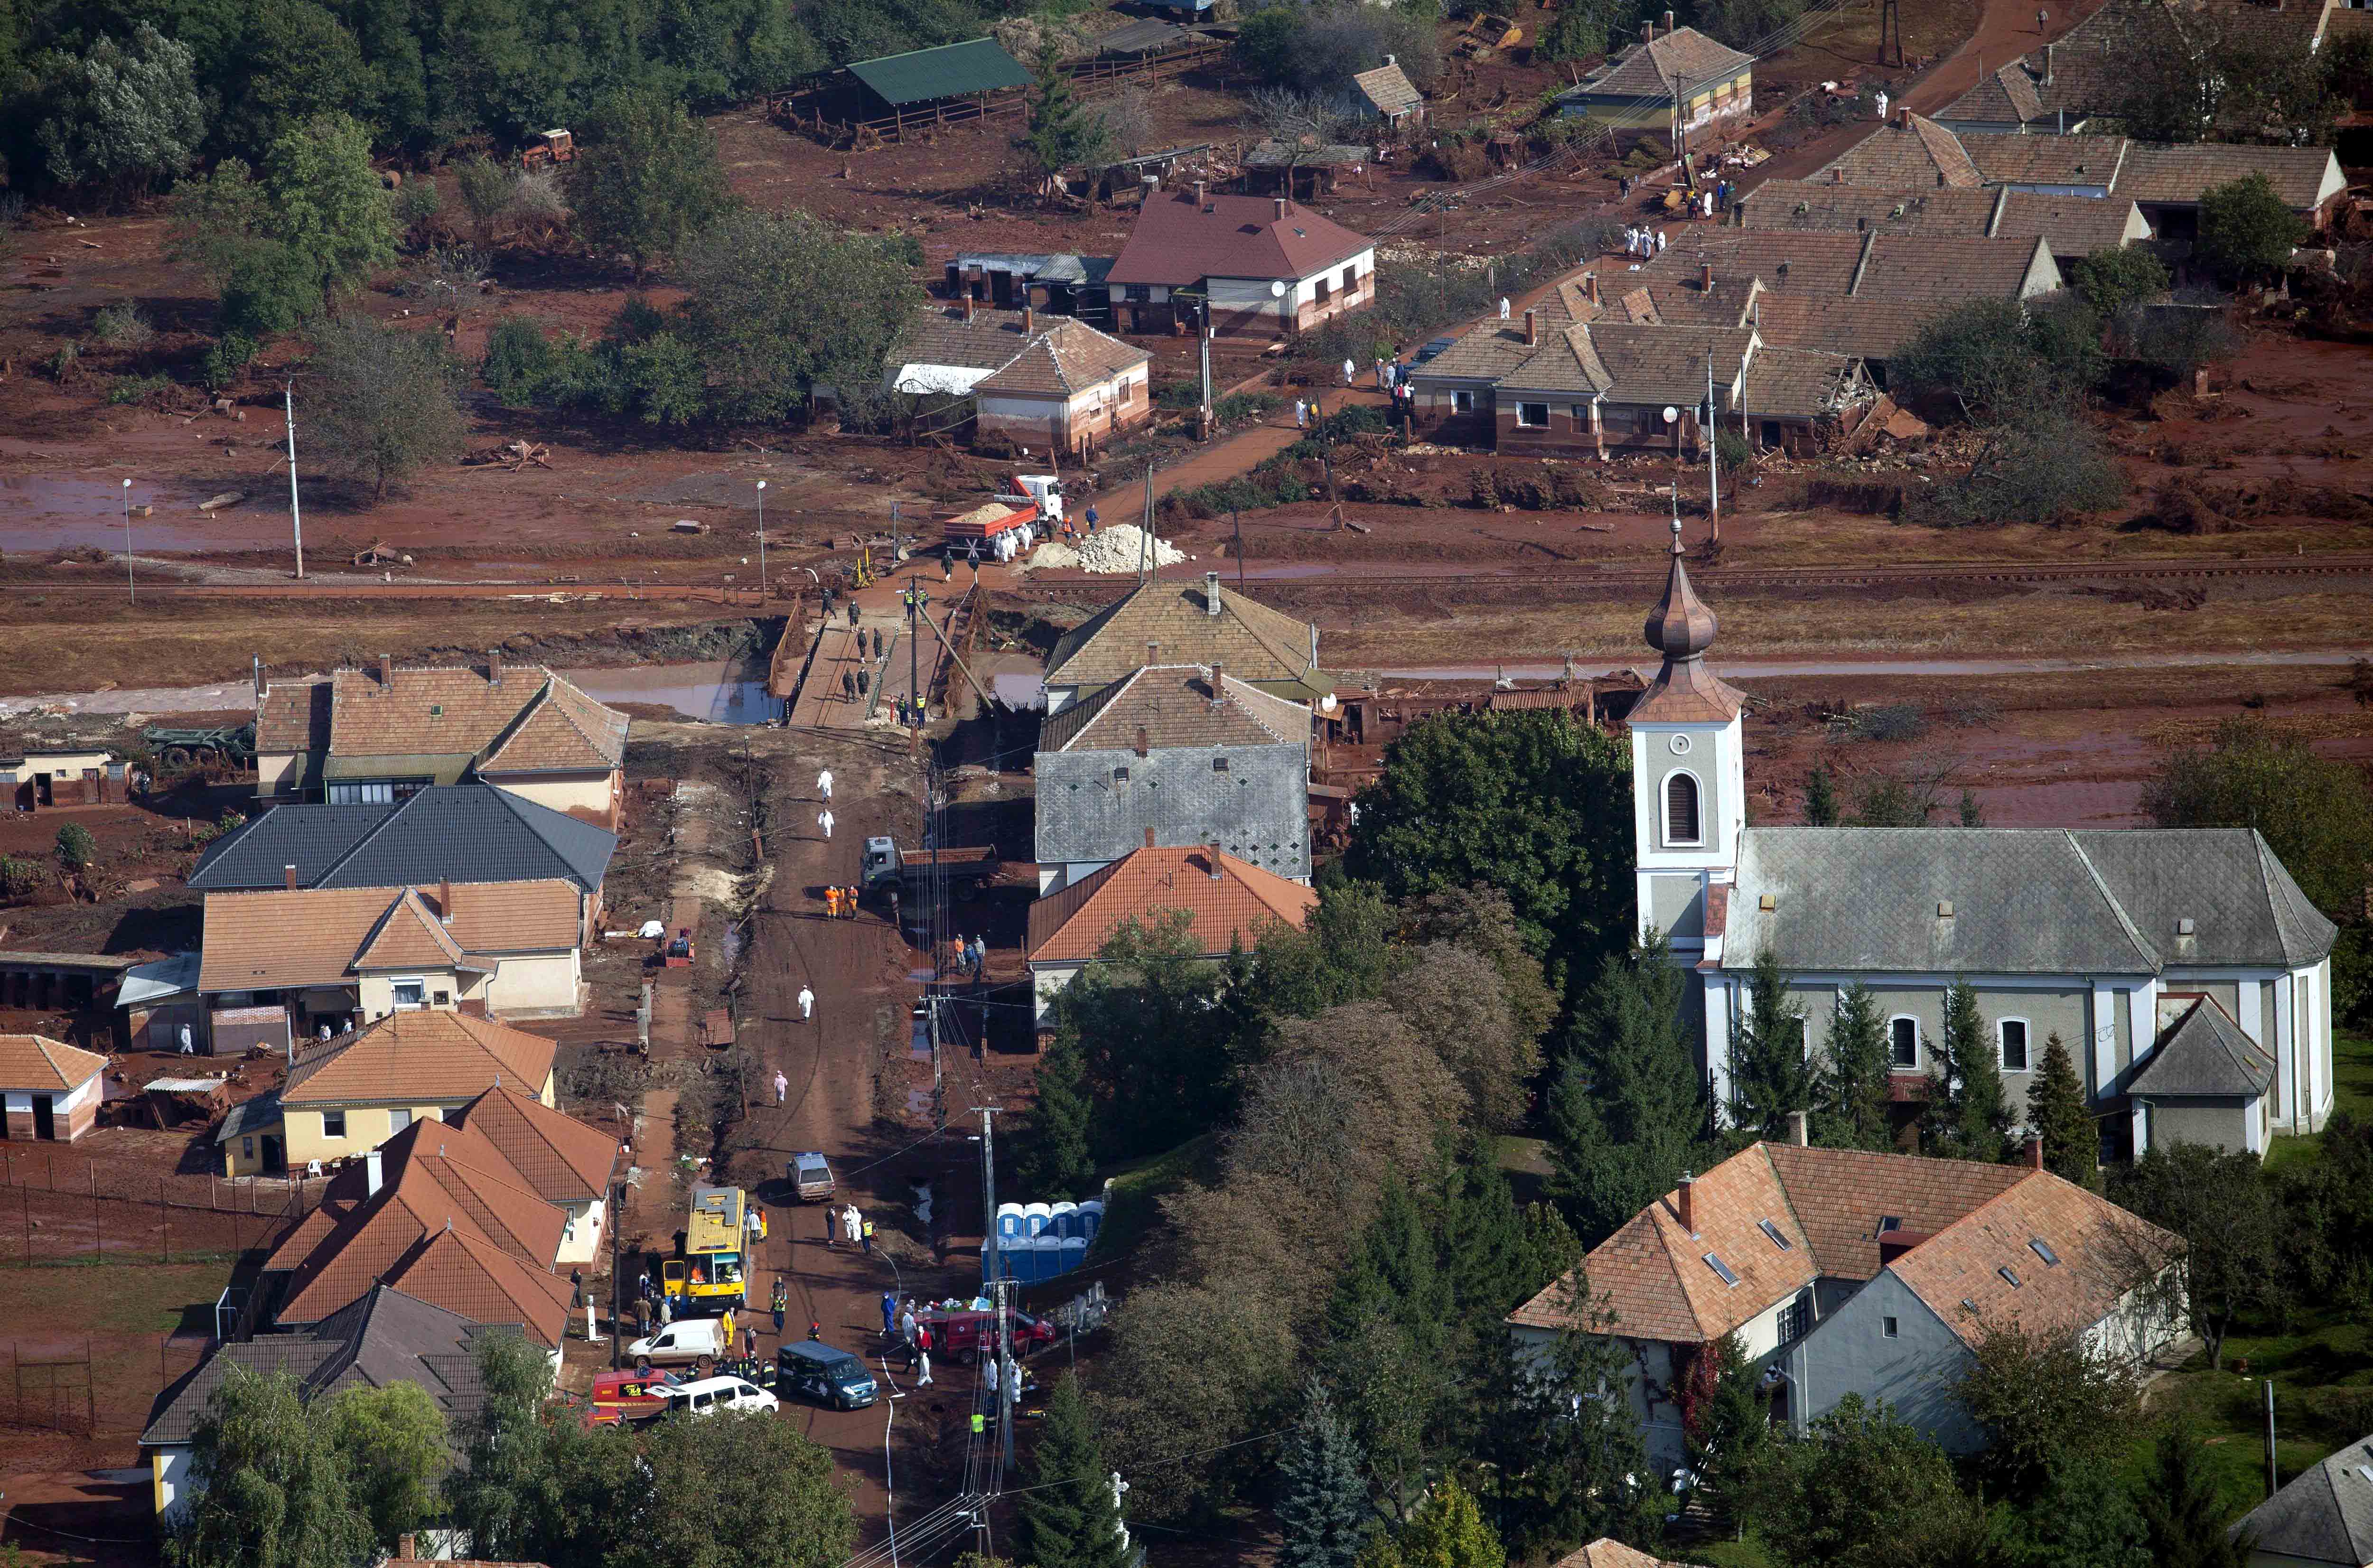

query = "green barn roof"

[{"left": 847, "top": 37, "right": 1032, "bottom": 107}]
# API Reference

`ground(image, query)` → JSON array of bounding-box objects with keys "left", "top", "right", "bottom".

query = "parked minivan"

[
  {"left": 626, "top": 1317, "right": 729, "bottom": 1366},
  {"left": 776, "top": 1340, "right": 879, "bottom": 1409},
  {"left": 660, "top": 1375, "right": 780, "bottom": 1419}
]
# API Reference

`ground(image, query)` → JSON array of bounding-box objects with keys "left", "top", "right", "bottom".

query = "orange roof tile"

[
  {"left": 1550, "top": 1543, "right": 1709, "bottom": 1568},
  {"left": 452, "top": 1083, "right": 621, "bottom": 1204},
  {"left": 479, "top": 679, "right": 632, "bottom": 775},
  {"left": 257, "top": 678, "right": 331, "bottom": 753},
  {"left": 282, "top": 1012, "right": 557, "bottom": 1108},
  {"left": 326, "top": 665, "right": 626, "bottom": 771},
  {"left": 198, "top": 881, "right": 581, "bottom": 993},
  {"left": 354, "top": 889, "right": 474, "bottom": 972},
  {"left": 0, "top": 1034, "right": 107, "bottom": 1092},
  {"left": 1027, "top": 846, "right": 1317, "bottom": 963}
]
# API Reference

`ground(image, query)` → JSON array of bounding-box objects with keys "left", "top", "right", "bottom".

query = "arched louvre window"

[{"left": 1666, "top": 772, "right": 1701, "bottom": 845}]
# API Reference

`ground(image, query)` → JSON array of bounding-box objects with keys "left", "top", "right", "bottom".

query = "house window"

[
  {"left": 1212, "top": 756, "right": 1230, "bottom": 772},
  {"left": 329, "top": 781, "right": 395, "bottom": 805},
  {"left": 1315, "top": 274, "right": 1333, "bottom": 303},
  {"left": 1889, "top": 1016, "right": 1919, "bottom": 1069},
  {"left": 1452, "top": 390, "right": 1476, "bottom": 414},
  {"left": 1778, "top": 1296, "right": 1810, "bottom": 1343},
  {"left": 1516, "top": 401, "right": 1550, "bottom": 428},
  {"left": 1124, "top": 284, "right": 1150, "bottom": 303},
  {"left": 1878, "top": 1215, "right": 1902, "bottom": 1232},
  {"left": 1757, "top": 1219, "right": 1792, "bottom": 1251},
  {"left": 1999, "top": 1018, "right": 2030, "bottom": 1072},
  {"left": 242, "top": 1137, "right": 254, "bottom": 1158},
  {"left": 1340, "top": 266, "right": 1356, "bottom": 295},
  {"left": 1882, "top": 1316, "right": 1900, "bottom": 1339},
  {"left": 1762, "top": 420, "right": 1784, "bottom": 447},
  {"left": 1664, "top": 772, "right": 1702, "bottom": 846},
  {"left": 1998, "top": 1265, "right": 2023, "bottom": 1288},
  {"left": 431, "top": 989, "right": 451, "bottom": 1008},
  {"left": 391, "top": 979, "right": 427, "bottom": 1010},
  {"left": 1703, "top": 1253, "right": 1739, "bottom": 1286},
  {"left": 1112, "top": 767, "right": 1130, "bottom": 784},
  {"left": 322, "top": 1111, "right": 346, "bottom": 1139},
  {"left": 391, "top": 1109, "right": 411, "bottom": 1135},
  {"left": 2029, "top": 1238, "right": 2060, "bottom": 1267}
]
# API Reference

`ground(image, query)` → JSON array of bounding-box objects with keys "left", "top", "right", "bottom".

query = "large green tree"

[
  {"left": 1358, "top": 1477, "right": 1503, "bottom": 1568},
  {"left": 262, "top": 112, "right": 399, "bottom": 296},
  {"left": 1758, "top": 1395, "right": 1991, "bottom": 1568},
  {"left": 569, "top": 89, "right": 735, "bottom": 280},
  {"left": 1820, "top": 982, "right": 1894, "bottom": 1151},
  {"left": 1547, "top": 933, "right": 1710, "bottom": 1246},
  {"left": 163, "top": 1366, "right": 375, "bottom": 1568},
  {"left": 1015, "top": 1374, "right": 1132, "bottom": 1568},
  {"left": 1278, "top": 1381, "right": 1374, "bottom": 1568},
  {"left": 1957, "top": 1320, "right": 2141, "bottom": 1504},
  {"left": 2143, "top": 718, "right": 2372, "bottom": 1023},
  {"left": 1045, "top": 911, "right": 1237, "bottom": 1164},
  {"left": 29, "top": 23, "right": 205, "bottom": 205},
  {"left": 305, "top": 315, "right": 466, "bottom": 502},
  {"left": 2195, "top": 173, "right": 2310, "bottom": 278},
  {"left": 639, "top": 1407, "right": 856, "bottom": 1568},
  {"left": 1014, "top": 43, "right": 1108, "bottom": 189},
  {"left": 1730, "top": 945, "right": 1815, "bottom": 1141},
  {"left": 2111, "top": 1143, "right": 2282, "bottom": 1370},
  {"left": 2138, "top": 1424, "right": 2252, "bottom": 1568},
  {"left": 320, "top": 1381, "right": 448, "bottom": 1549},
  {"left": 1348, "top": 709, "right": 1634, "bottom": 999}
]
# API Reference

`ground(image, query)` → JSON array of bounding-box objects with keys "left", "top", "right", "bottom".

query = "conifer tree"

[
  {"left": 1820, "top": 982, "right": 1895, "bottom": 1150},
  {"left": 1278, "top": 1382, "right": 1373, "bottom": 1568},
  {"left": 1729, "top": 946, "right": 1815, "bottom": 1140},
  {"left": 1547, "top": 933, "right": 1710, "bottom": 1246},
  {"left": 2138, "top": 1424, "right": 2252, "bottom": 1568},
  {"left": 1015, "top": 45, "right": 1111, "bottom": 192},
  {"left": 1014, "top": 1374, "right": 1131, "bottom": 1568},
  {"left": 2026, "top": 1032, "right": 2099, "bottom": 1189},
  {"left": 1803, "top": 765, "right": 1840, "bottom": 826},
  {"left": 1014, "top": 1035, "right": 1096, "bottom": 1195},
  {"left": 1925, "top": 979, "right": 2014, "bottom": 1162}
]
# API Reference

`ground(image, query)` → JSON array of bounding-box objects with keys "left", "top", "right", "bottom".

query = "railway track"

[{"left": 1014, "top": 552, "right": 2373, "bottom": 601}]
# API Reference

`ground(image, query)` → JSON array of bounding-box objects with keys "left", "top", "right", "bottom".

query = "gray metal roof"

[
  {"left": 190, "top": 785, "right": 614, "bottom": 894},
  {"left": 142, "top": 1284, "right": 513, "bottom": 1445},
  {"left": 845, "top": 37, "right": 1031, "bottom": 107},
  {"left": 1724, "top": 827, "right": 2333, "bottom": 976},
  {"left": 2129, "top": 998, "right": 2276, "bottom": 1099},
  {"left": 2070, "top": 829, "right": 2336, "bottom": 969},
  {"left": 189, "top": 806, "right": 392, "bottom": 890},
  {"left": 2232, "top": 1435, "right": 2373, "bottom": 1564}
]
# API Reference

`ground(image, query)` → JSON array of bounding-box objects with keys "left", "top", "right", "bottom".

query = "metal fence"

[
  {"left": 0, "top": 1336, "right": 213, "bottom": 1437},
  {"left": 0, "top": 1151, "right": 326, "bottom": 1266}
]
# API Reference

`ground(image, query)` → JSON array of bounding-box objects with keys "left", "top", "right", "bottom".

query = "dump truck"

[
  {"left": 862, "top": 835, "right": 1000, "bottom": 893},
  {"left": 663, "top": 1185, "right": 750, "bottom": 1311},
  {"left": 939, "top": 475, "right": 1063, "bottom": 547}
]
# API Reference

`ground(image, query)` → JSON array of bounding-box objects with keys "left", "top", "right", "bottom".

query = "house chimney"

[
  {"left": 1642, "top": 18, "right": 1654, "bottom": 45},
  {"left": 1192, "top": 178, "right": 1207, "bottom": 208},
  {"left": 1275, "top": 196, "right": 1289, "bottom": 220},
  {"left": 2026, "top": 1134, "right": 2045, "bottom": 1170},
  {"left": 376, "top": 653, "right": 393, "bottom": 690},
  {"left": 365, "top": 1147, "right": 383, "bottom": 1197},
  {"left": 1897, "top": 106, "right": 1912, "bottom": 129},
  {"left": 1146, "top": 640, "right": 1160, "bottom": 666},
  {"left": 1135, "top": 725, "right": 1149, "bottom": 758},
  {"left": 1205, "top": 570, "right": 1222, "bottom": 616},
  {"left": 1676, "top": 1171, "right": 1696, "bottom": 1234},
  {"left": 252, "top": 654, "right": 265, "bottom": 700},
  {"left": 486, "top": 647, "right": 502, "bottom": 686},
  {"left": 2043, "top": 42, "right": 2054, "bottom": 82},
  {"left": 283, "top": 863, "right": 298, "bottom": 891},
  {"left": 1663, "top": 9, "right": 1675, "bottom": 32},
  {"left": 396, "top": 1535, "right": 417, "bottom": 1562},
  {"left": 1022, "top": 303, "right": 1035, "bottom": 335},
  {"left": 962, "top": 291, "right": 975, "bottom": 322},
  {"left": 1785, "top": 1110, "right": 1809, "bottom": 1147},
  {"left": 1583, "top": 271, "right": 1600, "bottom": 304},
  {"left": 1700, "top": 261, "right": 1714, "bottom": 291},
  {"left": 1209, "top": 661, "right": 1225, "bottom": 712},
  {"left": 439, "top": 878, "right": 453, "bottom": 921},
  {"left": 1523, "top": 307, "right": 1538, "bottom": 345},
  {"left": 1206, "top": 842, "right": 1224, "bottom": 879},
  {"left": 1144, "top": 826, "right": 1156, "bottom": 849}
]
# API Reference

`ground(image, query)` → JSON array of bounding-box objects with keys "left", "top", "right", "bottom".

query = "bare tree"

[
  {"left": 1244, "top": 86, "right": 1361, "bottom": 191},
  {"left": 1096, "top": 86, "right": 1158, "bottom": 159}
]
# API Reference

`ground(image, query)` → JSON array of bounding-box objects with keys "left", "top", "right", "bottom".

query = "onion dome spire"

[{"left": 1644, "top": 516, "right": 1717, "bottom": 661}]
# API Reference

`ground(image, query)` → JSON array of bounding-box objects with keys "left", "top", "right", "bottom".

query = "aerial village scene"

[{"left": 0, "top": 0, "right": 2368, "bottom": 1561}]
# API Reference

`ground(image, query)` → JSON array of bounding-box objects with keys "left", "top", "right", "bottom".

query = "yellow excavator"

[{"left": 851, "top": 543, "right": 878, "bottom": 589}]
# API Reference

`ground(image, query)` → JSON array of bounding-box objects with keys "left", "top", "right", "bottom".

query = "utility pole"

[
  {"left": 1706, "top": 352, "right": 1720, "bottom": 545},
  {"left": 2265, "top": 1379, "right": 2279, "bottom": 1498},
  {"left": 121, "top": 478, "right": 135, "bottom": 605},
  {"left": 901, "top": 579, "right": 928, "bottom": 758},
  {"left": 994, "top": 1273, "right": 1015, "bottom": 1481},
  {"left": 973, "top": 1105, "right": 1000, "bottom": 1287},
  {"left": 284, "top": 380, "right": 305, "bottom": 579},
  {"left": 1198, "top": 322, "right": 1213, "bottom": 440},
  {"left": 608, "top": 1177, "right": 625, "bottom": 1367},
  {"left": 756, "top": 479, "right": 768, "bottom": 597}
]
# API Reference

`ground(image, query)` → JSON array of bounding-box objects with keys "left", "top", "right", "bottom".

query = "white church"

[{"left": 1627, "top": 523, "right": 2337, "bottom": 1160}]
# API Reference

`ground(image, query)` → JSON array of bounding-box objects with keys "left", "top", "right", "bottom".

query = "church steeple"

[{"left": 1631, "top": 520, "right": 1744, "bottom": 724}]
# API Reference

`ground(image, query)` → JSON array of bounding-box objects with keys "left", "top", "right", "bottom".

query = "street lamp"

[
  {"left": 756, "top": 480, "right": 768, "bottom": 597},
  {"left": 121, "top": 478, "right": 134, "bottom": 605}
]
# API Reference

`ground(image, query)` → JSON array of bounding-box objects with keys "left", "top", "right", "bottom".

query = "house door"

[
  {"left": 261, "top": 1136, "right": 284, "bottom": 1174},
  {"left": 31, "top": 1095, "right": 55, "bottom": 1140}
]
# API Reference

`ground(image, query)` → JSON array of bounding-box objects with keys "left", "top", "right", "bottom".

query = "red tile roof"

[
  {"left": 1506, "top": 1143, "right": 2163, "bottom": 1348},
  {"left": 1108, "top": 190, "right": 1371, "bottom": 288},
  {"left": 1027, "top": 845, "right": 1317, "bottom": 963},
  {"left": 282, "top": 1011, "right": 558, "bottom": 1108},
  {"left": 451, "top": 1083, "right": 621, "bottom": 1204},
  {"left": 0, "top": 1034, "right": 106, "bottom": 1092}
]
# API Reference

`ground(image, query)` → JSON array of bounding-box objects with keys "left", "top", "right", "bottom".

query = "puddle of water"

[
  {"left": 0, "top": 475, "right": 222, "bottom": 551},
  {"left": 562, "top": 661, "right": 783, "bottom": 724}
]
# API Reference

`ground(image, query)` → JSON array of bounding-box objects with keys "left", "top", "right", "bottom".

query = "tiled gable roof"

[
  {"left": 1741, "top": 182, "right": 2148, "bottom": 257},
  {"left": 189, "top": 786, "right": 615, "bottom": 895},
  {"left": 452, "top": 1083, "right": 621, "bottom": 1204},
  {"left": 1550, "top": 1541, "right": 1710, "bottom": 1568},
  {"left": 199, "top": 880, "right": 582, "bottom": 993},
  {"left": 1813, "top": 112, "right": 1981, "bottom": 188},
  {"left": 1046, "top": 578, "right": 1319, "bottom": 693},
  {"left": 2113, "top": 143, "right": 2343, "bottom": 212},
  {"left": 1567, "top": 25, "right": 1754, "bottom": 98},
  {"left": 281, "top": 1011, "right": 557, "bottom": 1107},
  {"left": 324, "top": 665, "right": 625, "bottom": 770},
  {"left": 1495, "top": 320, "right": 1615, "bottom": 397},
  {"left": 1039, "top": 664, "right": 1309, "bottom": 752},
  {"left": 355, "top": 888, "right": 473, "bottom": 972},
  {"left": 1412, "top": 300, "right": 1584, "bottom": 385},
  {"left": 188, "top": 804, "right": 392, "bottom": 891},
  {"left": 0, "top": 1034, "right": 106, "bottom": 1092},
  {"left": 257, "top": 678, "right": 331, "bottom": 753},
  {"left": 975, "top": 317, "right": 1150, "bottom": 398},
  {"left": 1108, "top": 190, "right": 1371, "bottom": 288},
  {"left": 1963, "top": 132, "right": 2128, "bottom": 188},
  {"left": 480, "top": 679, "right": 630, "bottom": 775},
  {"left": 2128, "top": 996, "right": 2277, "bottom": 1098},
  {"left": 1889, "top": 1169, "right": 2181, "bottom": 1349},
  {"left": 2233, "top": 1435, "right": 2373, "bottom": 1565},
  {"left": 1027, "top": 845, "right": 1317, "bottom": 963},
  {"left": 1352, "top": 61, "right": 1422, "bottom": 115},
  {"left": 1741, "top": 345, "right": 1864, "bottom": 419}
]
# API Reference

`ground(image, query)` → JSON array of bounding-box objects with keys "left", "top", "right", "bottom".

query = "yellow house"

[
  {"left": 256, "top": 655, "right": 627, "bottom": 828},
  {"left": 219, "top": 1009, "right": 558, "bottom": 1177},
  {"left": 1555, "top": 19, "right": 1754, "bottom": 140}
]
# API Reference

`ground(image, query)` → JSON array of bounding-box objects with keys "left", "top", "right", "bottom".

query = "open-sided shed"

[{"left": 846, "top": 38, "right": 1032, "bottom": 116}]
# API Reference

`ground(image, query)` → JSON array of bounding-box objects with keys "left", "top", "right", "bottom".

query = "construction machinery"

[
  {"left": 519, "top": 129, "right": 575, "bottom": 170},
  {"left": 664, "top": 1185, "right": 751, "bottom": 1312},
  {"left": 142, "top": 723, "right": 255, "bottom": 771}
]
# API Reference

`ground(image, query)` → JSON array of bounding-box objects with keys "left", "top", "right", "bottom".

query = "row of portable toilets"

[{"left": 982, "top": 1200, "right": 1103, "bottom": 1283}]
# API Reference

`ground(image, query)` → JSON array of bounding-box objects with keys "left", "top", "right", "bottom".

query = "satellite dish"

[
  {"left": 1662, "top": 406, "right": 1680, "bottom": 424},
  {"left": 1270, "top": 280, "right": 1287, "bottom": 298}
]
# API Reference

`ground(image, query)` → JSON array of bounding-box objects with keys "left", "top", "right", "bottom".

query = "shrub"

[
  {"left": 106, "top": 372, "right": 177, "bottom": 405},
  {"left": 54, "top": 822, "right": 97, "bottom": 870},
  {"left": 92, "top": 301, "right": 156, "bottom": 349},
  {"left": 482, "top": 315, "right": 559, "bottom": 405},
  {"left": 1848, "top": 703, "right": 1929, "bottom": 743},
  {"left": 0, "top": 856, "right": 41, "bottom": 899},
  {"left": 1910, "top": 415, "right": 2127, "bottom": 527},
  {"left": 202, "top": 332, "right": 258, "bottom": 391}
]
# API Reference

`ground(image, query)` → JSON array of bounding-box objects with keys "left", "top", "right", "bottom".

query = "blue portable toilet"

[
  {"left": 1075, "top": 1199, "right": 1104, "bottom": 1242},
  {"left": 997, "top": 1203, "right": 1026, "bottom": 1243},
  {"left": 1025, "top": 1202, "right": 1053, "bottom": 1237},
  {"left": 1059, "top": 1235, "right": 1089, "bottom": 1275},
  {"left": 1050, "top": 1201, "right": 1079, "bottom": 1238}
]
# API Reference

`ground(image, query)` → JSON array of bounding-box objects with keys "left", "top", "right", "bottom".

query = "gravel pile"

[{"left": 1027, "top": 524, "right": 1185, "bottom": 574}]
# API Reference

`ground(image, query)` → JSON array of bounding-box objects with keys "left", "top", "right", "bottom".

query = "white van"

[
  {"left": 626, "top": 1317, "right": 729, "bottom": 1366},
  {"left": 661, "top": 1375, "right": 780, "bottom": 1418}
]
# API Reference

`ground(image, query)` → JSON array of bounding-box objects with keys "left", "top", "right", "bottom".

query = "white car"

[
  {"left": 625, "top": 1317, "right": 730, "bottom": 1366},
  {"left": 660, "top": 1375, "right": 780, "bottom": 1419}
]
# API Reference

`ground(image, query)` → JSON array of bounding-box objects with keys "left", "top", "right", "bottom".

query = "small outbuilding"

[
  {"left": 1351, "top": 57, "right": 1425, "bottom": 129},
  {"left": 0, "top": 1033, "right": 108, "bottom": 1141}
]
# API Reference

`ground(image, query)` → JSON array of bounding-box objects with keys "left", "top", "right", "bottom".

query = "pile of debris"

[
  {"left": 1028, "top": 523, "right": 1186, "bottom": 574},
  {"left": 463, "top": 439, "right": 552, "bottom": 470}
]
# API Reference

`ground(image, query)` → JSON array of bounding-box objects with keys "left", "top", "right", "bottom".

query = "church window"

[
  {"left": 1665, "top": 771, "right": 1702, "bottom": 846},
  {"left": 1888, "top": 1016, "right": 1919, "bottom": 1069},
  {"left": 1999, "top": 1018, "right": 2030, "bottom": 1072}
]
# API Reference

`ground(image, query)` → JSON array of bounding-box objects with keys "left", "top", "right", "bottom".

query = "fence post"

[
  {"left": 92, "top": 1163, "right": 100, "bottom": 1258},
  {"left": 161, "top": 1179, "right": 169, "bottom": 1265},
  {"left": 20, "top": 1184, "right": 28, "bottom": 1267},
  {"left": 86, "top": 1338, "right": 94, "bottom": 1432}
]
